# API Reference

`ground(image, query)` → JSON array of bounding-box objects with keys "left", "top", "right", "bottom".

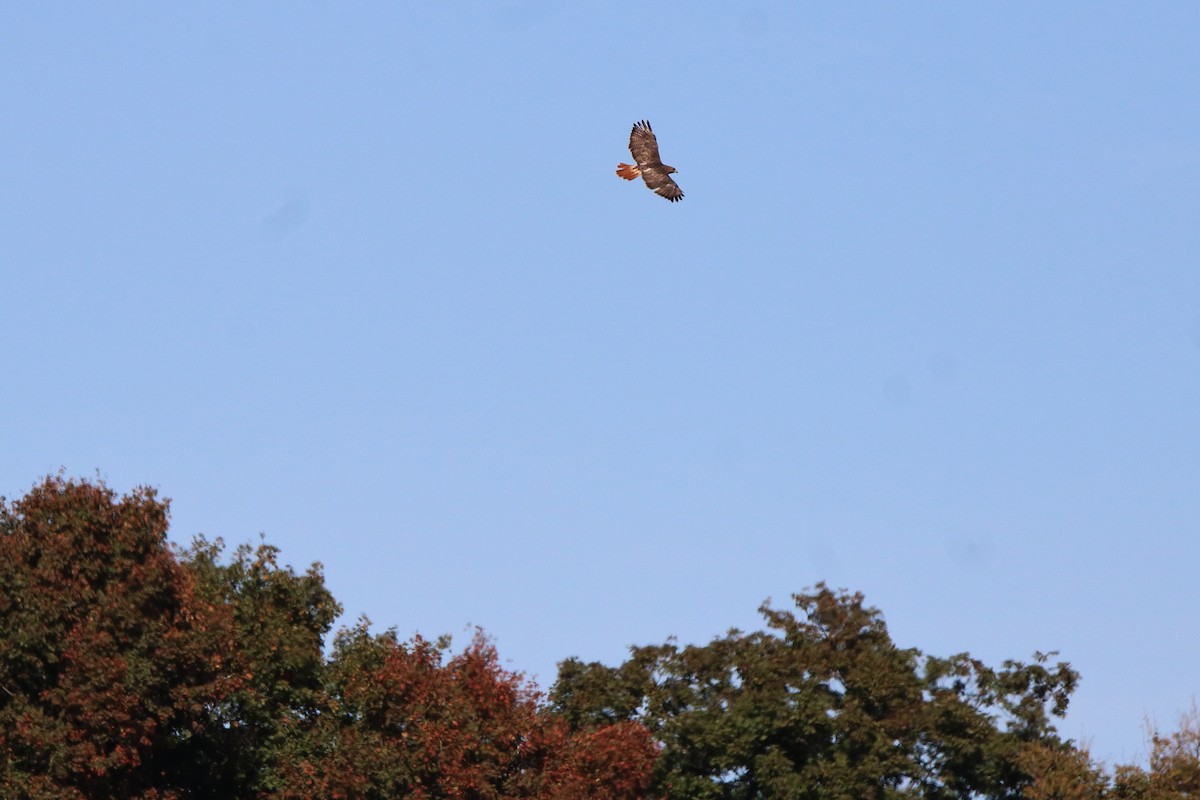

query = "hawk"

[{"left": 616, "top": 120, "right": 683, "bottom": 202}]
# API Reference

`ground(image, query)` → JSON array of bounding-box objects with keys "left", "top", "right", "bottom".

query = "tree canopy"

[
  {"left": 0, "top": 477, "right": 233, "bottom": 800},
  {"left": 551, "top": 587, "right": 1078, "bottom": 800},
  {"left": 0, "top": 478, "right": 654, "bottom": 800},
  {"left": 0, "top": 476, "right": 1193, "bottom": 799}
]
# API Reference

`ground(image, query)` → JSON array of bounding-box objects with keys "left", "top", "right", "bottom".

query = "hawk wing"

[
  {"left": 640, "top": 166, "right": 684, "bottom": 202},
  {"left": 628, "top": 120, "right": 663, "bottom": 167}
]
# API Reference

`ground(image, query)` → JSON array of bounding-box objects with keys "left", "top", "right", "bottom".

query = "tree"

[
  {"left": 1011, "top": 702, "right": 1200, "bottom": 800},
  {"left": 1146, "top": 702, "right": 1200, "bottom": 798},
  {"left": 271, "top": 623, "right": 658, "bottom": 800},
  {"left": 552, "top": 584, "right": 1080, "bottom": 800},
  {"left": 1013, "top": 742, "right": 1108, "bottom": 800},
  {"left": 0, "top": 476, "right": 654, "bottom": 799},
  {"left": 175, "top": 536, "right": 342, "bottom": 798},
  {"left": 7, "top": 476, "right": 1150, "bottom": 800},
  {"left": 0, "top": 477, "right": 234, "bottom": 800},
  {"left": 1104, "top": 702, "right": 1200, "bottom": 800}
]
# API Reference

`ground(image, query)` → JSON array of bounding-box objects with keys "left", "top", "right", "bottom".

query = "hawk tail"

[{"left": 615, "top": 162, "right": 640, "bottom": 180}]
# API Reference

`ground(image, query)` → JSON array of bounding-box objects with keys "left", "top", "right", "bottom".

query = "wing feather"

[
  {"left": 628, "top": 120, "right": 663, "bottom": 167},
  {"left": 640, "top": 166, "right": 684, "bottom": 202}
]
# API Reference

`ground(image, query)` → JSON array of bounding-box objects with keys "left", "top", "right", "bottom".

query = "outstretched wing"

[
  {"left": 628, "top": 120, "right": 663, "bottom": 167},
  {"left": 640, "top": 165, "right": 684, "bottom": 202}
]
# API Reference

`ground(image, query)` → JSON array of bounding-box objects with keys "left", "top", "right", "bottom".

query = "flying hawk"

[{"left": 616, "top": 120, "right": 683, "bottom": 202}]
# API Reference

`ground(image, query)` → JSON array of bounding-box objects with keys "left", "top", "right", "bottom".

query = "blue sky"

[{"left": 3, "top": 3, "right": 1198, "bottom": 766}]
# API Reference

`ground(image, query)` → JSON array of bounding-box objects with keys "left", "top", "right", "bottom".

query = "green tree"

[
  {"left": 0, "top": 477, "right": 234, "bottom": 800},
  {"left": 176, "top": 536, "right": 342, "bottom": 798},
  {"left": 552, "top": 584, "right": 1079, "bottom": 800}
]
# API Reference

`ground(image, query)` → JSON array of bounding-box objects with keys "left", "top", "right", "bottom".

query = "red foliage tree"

[
  {"left": 271, "top": 624, "right": 658, "bottom": 800},
  {"left": 0, "top": 477, "right": 235, "bottom": 800},
  {"left": 0, "top": 477, "right": 656, "bottom": 798}
]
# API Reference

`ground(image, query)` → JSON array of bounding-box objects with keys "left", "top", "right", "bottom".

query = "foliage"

[
  {"left": 269, "top": 623, "right": 658, "bottom": 800},
  {"left": 1014, "top": 742, "right": 1109, "bottom": 800},
  {"left": 1110, "top": 702, "right": 1200, "bottom": 800},
  {"left": 551, "top": 585, "right": 1080, "bottom": 800},
  {"left": 0, "top": 477, "right": 234, "bottom": 799},
  {"left": 4, "top": 476, "right": 1199, "bottom": 799},
  {"left": 0, "top": 477, "right": 654, "bottom": 799},
  {"left": 1011, "top": 703, "right": 1200, "bottom": 800},
  {"left": 174, "top": 536, "right": 342, "bottom": 798}
]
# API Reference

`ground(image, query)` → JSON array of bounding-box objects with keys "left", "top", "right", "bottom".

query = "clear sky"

[{"left": 3, "top": 2, "right": 1197, "bottom": 767}]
